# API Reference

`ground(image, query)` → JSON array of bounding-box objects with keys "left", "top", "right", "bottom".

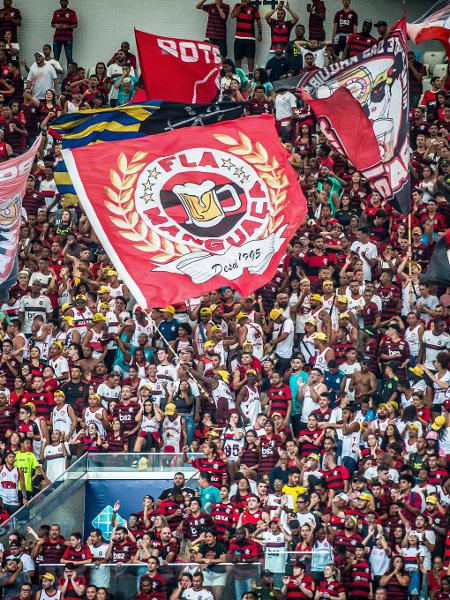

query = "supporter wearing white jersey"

[
  {"left": 18, "top": 281, "right": 53, "bottom": 335},
  {"left": 70, "top": 296, "right": 93, "bottom": 337},
  {"left": 0, "top": 452, "right": 23, "bottom": 510},
  {"left": 52, "top": 391, "right": 77, "bottom": 442},
  {"left": 236, "top": 373, "right": 261, "bottom": 425},
  {"left": 42, "top": 431, "right": 68, "bottom": 483}
]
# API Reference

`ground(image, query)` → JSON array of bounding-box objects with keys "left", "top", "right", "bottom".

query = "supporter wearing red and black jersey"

[
  {"left": 187, "top": 443, "right": 227, "bottom": 488},
  {"left": 297, "top": 414, "right": 323, "bottom": 458},
  {"left": 30, "top": 523, "right": 67, "bottom": 564},
  {"left": 379, "top": 323, "right": 410, "bottom": 373},
  {"left": 228, "top": 527, "right": 264, "bottom": 580},
  {"left": 0, "top": 393, "right": 15, "bottom": 439},
  {"left": 142, "top": 557, "right": 166, "bottom": 600},
  {"left": 151, "top": 526, "right": 178, "bottom": 562},
  {"left": 57, "top": 564, "right": 87, "bottom": 599},
  {"left": 105, "top": 526, "right": 136, "bottom": 564},
  {"left": 197, "top": 0, "right": 230, "bottom": 57},
  {"left": 316, "top": 564, "right": 345, "bottom": 599},
  {"left": 231, "top": 0, "right": 261, "bottom": 73},
  {"left": 320, "top": 454, "right": 349, "bottom": 494},
  {"left": 265, "top": 4, "right": 298, "bottom": 51},
  {"left": 112, "top": 393, "right": 140, "bottom": 433},
  {"left": 308, "top": 0, "right": 326, "bottom": 41},
  {"left": 282, "top": 559, "right": 315, "bottom": 599},
  {"left": 61, "top": 532, "right": 92, "bottom": 565},
  {"left": 51, "top": 0, "right": 78, "bottom": 64},
  {"left": 258, "top": 421, "right": 283, "bottom": 472},
  {"left": 333, "top": 1, "right": 358, "bottom": 35},
  {"left": 334, "top": 516, "right": 363, "bottom": 553},
  {"left": 159, "top": 489, "right": 186, "bottom": 532},
  {"left": 246, "top": 87, "right": 274, "bottom": 116},
  {"left": 182, "top": 498, "right": 214, "bottom": 541},
  {"left": 343, "top": 20, "right": 376, "bottom": 58},
  {"left": 349, "top": 545, "right": 372, "bottom": 600},
  {"left": 210, "top": 486, "right": 239, "bottom": 540},
  {"left": 267, "top": 371, "right": 292, "bottom": 420},
  {"left": 28, "top": 375, "right": 54, "bottom": 420}
]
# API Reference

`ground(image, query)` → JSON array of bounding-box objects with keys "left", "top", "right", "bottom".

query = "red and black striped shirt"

[
  {"left": 234, "top": 4, "right": 260, "bottom": 39},
  {"left": 269, "top": 19, "right": 294, "bottom": 50}
]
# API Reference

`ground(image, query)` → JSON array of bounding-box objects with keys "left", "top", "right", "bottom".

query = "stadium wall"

[{"left": 17, "top": 0, "right": 439, "bottom": 73}]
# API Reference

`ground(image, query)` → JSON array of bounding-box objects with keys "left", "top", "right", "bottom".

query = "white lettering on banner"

[
  {"left": 154, "top": 227, "right": 287, "bottom": 283},
  {"left": 0, "top": 157, "right": 34, "bottom": 182},
  {"left": 157, "top": 39, "right": 221, "bottom": 65}
]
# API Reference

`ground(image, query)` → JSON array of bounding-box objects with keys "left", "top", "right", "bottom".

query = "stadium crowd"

[{"left": 0, "top": 0, "right": 448, "bottom": 598}]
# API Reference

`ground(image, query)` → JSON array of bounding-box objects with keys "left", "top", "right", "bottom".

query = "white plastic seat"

[{"left": 423, "top": 50, "right": 446, "bottom": 72}]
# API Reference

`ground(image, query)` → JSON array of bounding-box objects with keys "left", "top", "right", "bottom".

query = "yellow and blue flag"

[{"left": 51, "top": 101, "right": 245, "bottom": 201}]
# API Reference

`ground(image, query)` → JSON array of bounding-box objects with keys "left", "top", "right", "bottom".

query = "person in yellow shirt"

[
  {"left": 282, "top": 467, "right": 307, "bottom": 512},
  {"left": 14, "top": 438, "right": 50, "bottom": 498}
]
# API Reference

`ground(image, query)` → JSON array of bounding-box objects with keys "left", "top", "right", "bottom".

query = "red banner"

[
  {"left": 62, "top": 116, "right": 306, "bottom": 308},
  {"left": 0, "top": 137, "right": 41, "bottom": 296},
  {"left": 135, "top": 30, "right": 221, "bottom": 103}
]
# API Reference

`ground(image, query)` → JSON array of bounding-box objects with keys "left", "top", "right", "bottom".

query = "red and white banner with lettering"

[
  {"left": 0, "top": 137, "right": 41, "bottom": 294},
  {"left": 62, "top": 116, "right": 307, "bottom": 308},
  {"left": 135, "top": 30, "right": 221, "bottom": 103},
  {"left": 298, "top": 19, "right": 410, "bottom": 214}
]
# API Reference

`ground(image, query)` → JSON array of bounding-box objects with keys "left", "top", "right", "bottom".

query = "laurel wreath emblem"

[{"left": 104, "top": 134, "right": 290, "bottom": 263}]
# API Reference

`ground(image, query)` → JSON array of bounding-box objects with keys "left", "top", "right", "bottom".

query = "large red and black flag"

[
  {"left": 298, "top": 19, "right": 410, "bottom": 214},
  {"left": 61, "top": 116, "right": 307, "bottom": 307}
]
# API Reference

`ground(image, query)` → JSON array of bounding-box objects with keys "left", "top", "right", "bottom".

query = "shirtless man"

[{"left": 349, "top": 358, "right": 377, "bottom": 402}]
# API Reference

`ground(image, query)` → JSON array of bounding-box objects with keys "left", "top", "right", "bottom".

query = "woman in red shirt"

[{"left": 315, "top": 564, "right": 345, "bottom": 600}]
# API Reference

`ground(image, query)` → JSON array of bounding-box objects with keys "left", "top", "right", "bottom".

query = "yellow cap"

[
  {"left": 388, "top": 400, "right": 399, "bottom": 410},
  {"left": 211, "top": 325, "right": 222, "bottom": 332},
  {"left": 51, "top": 341, "right": 63, "bottom": 350},
  {"left": 337, "top": 295, "right": 349, "bottom": 303},
  {"left": 210, "top": 304, "right": 218, "bottom": 312},
  {"left": 164, "top": 403, "right": 176, "bottom": 415},
  {"left": 269, "top": 308, "right": 283, "bottom": 320},
  {"left": 432, "top": 415, "right": 446, "bottom": 430},
  {"left": 54, "top": 390, "right": 65, "bottom": 398},
  {"left": 61, "top": 303, "right": 72, "bottom": 312},
  {"left": 236, "top": 312, "right": 248, "bottom": 321},
  {"left": 93, "top": 312, "right": 107, "bottom": 322},
  {"left": 246, "top": 369, "right": 257, "bottom": 375},
  {"left": 409, "top": 366, "right": 424, "bottom": 377},
  {"left": 75, "top": 294, "right": 86, "bottom": 301},
  {"left": 100, "top": 302, "right": 110, "bottom": 309},
  {"left": 63, "top": 315, "right": 74, "bottom": 326},
  {"left": 217, "top": 370, "right": 230, "bottom": 383},
  {"left": 313, "top": 332, "right": 327, "bottom": 341},
  {"left": 339, "top": 312, "right": 350, "bottom": 319},
  {"left": 98, "top": 286, "right": 110, "bottom": 294},
  {"left": 310, "top": 294, "right": 322, "bottom": 301},
  {"left": 359, "top": 492, "right": 372, "bottom": 502},
  {"left": 203, "top": 341, "right": 215, "bottom": 349},
  {"left": 200, "top": 307, "right": 212, "bottom": 316},
  {"left": 426, "top": 495, "right": 438, "bottom": 505},
  {"left": 304, "top": 317, "right": 316, "bottom": 325},
  {"left": 307, "top": 453, "right": 320, "bottom": 462},
  {"left": 162, "top": 305, "right": 175, "bottom": 314}
]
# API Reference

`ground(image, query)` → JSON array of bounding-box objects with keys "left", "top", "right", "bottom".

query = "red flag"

[
  {"left": 407, "top": 0, "right": 450, "bottom": 57},
  {"left": 298, "top": 19, "right": 410, "bottom": 214},
  {"left": 135, "top": 30, "right": 221, "bottom": 103},
  {"left": 62, "top": 115, "right": 306, "bottom": 308},
  {"left": 0, "top": 136, "right": 42, "bottom": 298}
]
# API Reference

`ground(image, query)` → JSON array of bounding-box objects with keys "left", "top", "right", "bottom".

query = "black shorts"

[
  {"left": 209, "top": 38, "right": 227, "bottom": 58},
  {"left": 234, "top": 38, "right": 256, "bottom": 60}
]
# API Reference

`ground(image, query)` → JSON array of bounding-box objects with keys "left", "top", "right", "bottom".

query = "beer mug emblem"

[{"left": 173, "top": 180, "right": 241, "bottom": 228}]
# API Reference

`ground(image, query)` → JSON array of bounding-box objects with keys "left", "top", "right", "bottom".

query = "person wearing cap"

[
  {"left": 158, "top": 306, "right": 179, "bottom": 347},
  {"left": 67, "top": 294, "right": 93, "bottom": 337},
  {"left": 236, "top": 311, "right": 264, "bottom": 360},
  {"left": 160, "top": 402, "right": 187, "bottom": 453},
  {"left": 25, "top": 51, "right": 59, "bottom": 101},
  {"left": 312, "top": 331, "right": 335, "bottom": 372},
  {"left": 192, "top": 307, "right": 213, "bottom": 356},
  {"left": 81, "top": 313, "right": 108, "bottom": 360},
  {"left": 266, "top": 307, "right": 295, "bottom": 372},
  {"left": 48, "top": 340, "right": 69, "bottom": 382},
  {"left": 35, "top": 571, "right": 57, "bottom": 599},
  {"left": 416, "top": 352, "right": 450, "bottom": 417}
]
